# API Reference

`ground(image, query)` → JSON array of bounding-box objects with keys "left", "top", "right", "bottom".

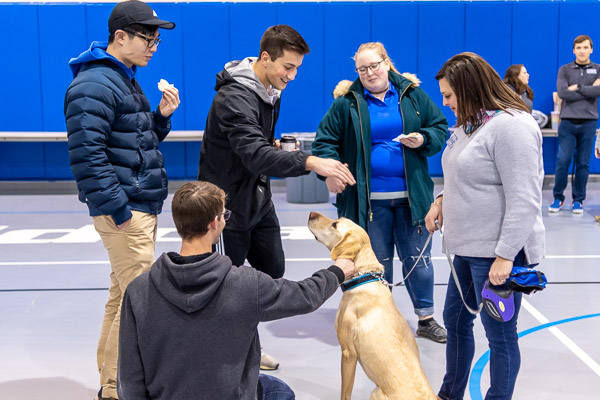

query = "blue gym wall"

[{"left": 2, "top": 0, "right": 600, "bottom": 180}]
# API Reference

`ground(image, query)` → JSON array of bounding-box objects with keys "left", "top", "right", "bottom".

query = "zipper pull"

[
  {"left": 370, "top": 211, "right": 373, "bottom": 222},
  {"left": 417, "top": 224, "right": 422, "bottom": 235}
]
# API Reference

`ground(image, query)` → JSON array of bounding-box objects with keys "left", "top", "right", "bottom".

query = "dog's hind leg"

[
  {"left": 369, "top": 387, "right": 389, "bottom": 400},
  {"left": 340, "top": 347, "right": 358, "bottom": 400}
]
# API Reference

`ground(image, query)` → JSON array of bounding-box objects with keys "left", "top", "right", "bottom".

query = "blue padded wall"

[
  {"left": 1, "top": 4, "right": 43, "bottom": 131},
  {"left": 2, "top": 1, "right": 600, "bottom": 180},
  {"left": 276, "top": 2, "right": 325, "bottom": 134}
]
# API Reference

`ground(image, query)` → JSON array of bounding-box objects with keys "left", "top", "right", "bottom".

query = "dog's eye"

[{"left": 332, "top": 222, "right": 338, "bottom": 229}]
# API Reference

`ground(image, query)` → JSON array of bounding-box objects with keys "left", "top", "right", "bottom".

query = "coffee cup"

[
  {"left": 551, "top": 111, "right": 560, "bottom": 130},
  {"left": 280, "top": 135, "right": 296, "bottom": 152}
]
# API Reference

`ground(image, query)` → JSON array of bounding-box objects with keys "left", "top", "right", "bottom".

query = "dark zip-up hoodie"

[
  {"left": 118, "top": 251, "right": 344, "bottom": 399},
  {"left": 198, "top": 58, "right": 309, "bottom": 230}
]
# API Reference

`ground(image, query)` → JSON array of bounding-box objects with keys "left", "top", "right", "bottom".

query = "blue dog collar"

[{"left": 341, "top": 272, "right": 385, "bottom": 292}]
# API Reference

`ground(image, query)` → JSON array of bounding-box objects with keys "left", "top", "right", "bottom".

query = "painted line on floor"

[
  {"left": 3, "top": 254, "right": 600, "bottom": 266},
  {"left": 469, "top": 306, "right": 600, "bottom": 400}
]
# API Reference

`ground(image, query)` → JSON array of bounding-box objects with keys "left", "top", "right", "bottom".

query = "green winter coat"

[{"left": 312, "top": 71, "right": 448, "bottom": 230}]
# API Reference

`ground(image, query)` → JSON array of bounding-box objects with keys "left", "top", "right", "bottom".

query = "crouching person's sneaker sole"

[{"left": 260, "top": 349, "right": 280, "bottom": 370}]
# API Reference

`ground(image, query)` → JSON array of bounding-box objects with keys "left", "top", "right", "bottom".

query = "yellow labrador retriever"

[{"left": 308, "top": 212, "right": 437, "bottom": 400}]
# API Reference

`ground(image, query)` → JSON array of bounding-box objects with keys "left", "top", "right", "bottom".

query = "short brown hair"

[
  {"left": 436, "top": 52, "right": 529, "bottom": 131},
  {"left": 574, "top": 35, "right": 593, "bottom": 49},
  {"left": 171, "top": 181, "right": 226, "bottom": 240},
  {"left": 259, "top": 25, "right": 310, "bottom": 61}
]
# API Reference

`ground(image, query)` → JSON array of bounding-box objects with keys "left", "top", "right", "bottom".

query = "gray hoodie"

[
  {"left": 117, "top": 252, "right": 343, "bottom": 399},
  {"left": 440, "top": 111, "right": 545, "bottom": 264},
  {"left": 225, "top": 57, "right": 280, "bottom": 105}
]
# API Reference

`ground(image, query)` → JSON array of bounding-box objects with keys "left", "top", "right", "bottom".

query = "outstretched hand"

[
  {"left": 334, "top": 258, "right": 356, "bottom": 280},
  {"left": 306, "top": 156, "right": 355, "bottom": 186}
]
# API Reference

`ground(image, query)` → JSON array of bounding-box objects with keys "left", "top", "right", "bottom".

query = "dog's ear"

[{"left": 330, "top": 231, "right": 362, "bottom": 260}]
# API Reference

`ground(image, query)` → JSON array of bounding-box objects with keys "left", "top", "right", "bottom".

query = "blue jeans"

[
  {"left": 368, "top": 198, "right": 434, "bottom": 316},
  {"left": 438, "top": 250, "right": 526, "bottom": 400},
  {"left": 553, "top": 119, "right": 597, "bottom": 203},
  {"left": 259, "top": 374, "right": 295, "bottom": 400}
]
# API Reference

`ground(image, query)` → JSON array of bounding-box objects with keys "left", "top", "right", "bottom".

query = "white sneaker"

[{"left": 260, "top": 347, "right": 279, "bottom": 370}]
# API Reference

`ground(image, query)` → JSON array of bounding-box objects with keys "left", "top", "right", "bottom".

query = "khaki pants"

[{"left": 93, "top": 210, "right": 157, "bottom": 399}]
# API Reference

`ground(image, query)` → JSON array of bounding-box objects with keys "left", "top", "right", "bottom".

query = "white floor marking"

[{"left": 522, "top": 299, "right": 600, "bottom": 377}]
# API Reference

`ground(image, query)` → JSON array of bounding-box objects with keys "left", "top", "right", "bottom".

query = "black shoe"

[
  {"left": 96, "top": 388, "right": 117, "bottom": 400},
  {"left": 416, "top": 318, "right": 447, "bottom": 343}
]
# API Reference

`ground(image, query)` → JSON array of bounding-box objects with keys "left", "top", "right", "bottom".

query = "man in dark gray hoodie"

[{"left": 117, "top": 181, "right": 355, "bottom": 400}]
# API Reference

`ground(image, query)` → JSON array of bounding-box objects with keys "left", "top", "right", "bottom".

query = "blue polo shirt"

[{"left": 365, "top": 85, "right": 407, "bottom": 197}]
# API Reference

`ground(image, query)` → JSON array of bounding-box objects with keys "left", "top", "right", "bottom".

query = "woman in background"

[{"left": 504, "top": 64, "right": 534, "bottom": 112}]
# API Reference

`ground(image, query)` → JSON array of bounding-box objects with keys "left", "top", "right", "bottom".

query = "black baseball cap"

[{"left": 108, "top": 0, "right": 175, "bottom": 34}]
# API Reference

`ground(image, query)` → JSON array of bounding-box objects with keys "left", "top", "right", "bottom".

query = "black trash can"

[{"left": 285, "top": 132, "right": 330, "bottom": 204}]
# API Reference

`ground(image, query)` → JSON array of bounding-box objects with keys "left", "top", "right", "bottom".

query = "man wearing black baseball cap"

[{"left": 64, "top": 1, "right": 179, "bottom": 399}]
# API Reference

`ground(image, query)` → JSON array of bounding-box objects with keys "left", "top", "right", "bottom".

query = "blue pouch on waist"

[{"left": 507, "top": 266, "right": 547, "bottom": 294}]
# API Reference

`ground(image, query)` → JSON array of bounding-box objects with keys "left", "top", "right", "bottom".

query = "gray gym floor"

[{"left": 1, "top": 182, "right": 599, "bottom": 399}]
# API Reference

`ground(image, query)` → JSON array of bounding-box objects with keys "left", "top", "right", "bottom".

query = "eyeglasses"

[
  {"left": 221, "top": 209, "right": 232, "bottom": 221},
  {"left": 123, "top": 29, "right": 162, "bottom": 48},
  {"left": 356, "top": 59, "right": 385, "bottom": 75}
]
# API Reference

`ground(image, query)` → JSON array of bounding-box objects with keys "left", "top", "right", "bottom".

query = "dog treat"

[
  {"left": 393, "top": 132, "right": 420, "bottom": 142},
  {"left": 157, "top": 79, "right": 172, "bottom": 92}
]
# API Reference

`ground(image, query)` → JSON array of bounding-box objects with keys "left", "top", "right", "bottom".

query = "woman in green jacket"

[{"left": 312, "top": 42, "right": 448, "bottom": 342}]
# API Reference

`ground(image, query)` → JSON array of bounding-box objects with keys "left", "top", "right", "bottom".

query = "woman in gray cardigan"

[{"left": 426, "top": 52, "right": 545, "bottom": 400}]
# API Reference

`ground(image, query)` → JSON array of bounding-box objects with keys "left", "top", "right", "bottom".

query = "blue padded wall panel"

[
  {"left": 138, "top": 3, "right": 185, "bottom": 130},
  {"left": 372, "top": 3, "right": 418, "bottom": 75},
  {"left": 418, "top": 2, "right": 465, "bottom": 177},
  {"left": 276, "top": 3, "right": 325, "bottom": 134},
  {"left": 465, "top": 2, "right": 512, "bottom": 77},
  {"left": 418, "top": 2, "right": 465, "bottom": 128},
  {"left": 40, "top": 5, "right": 88, "bottom": 132},
  {"left": 185, "top": 142, "right": 202, "bottom": 179},
  {"left": 85, "top": 3, "right": 114, "bottom": 44},
  {"left": 0, "top": 143, "right": 45, "bottom": 179},
  {"left": 1, "top": 4, "right": 43, "bottom": 131},
  {"left": 512, "top": 2, "right": 559, "bottom": 115},
  {"left": 44, "top": 142, "right": 72, "bottom": 180},
  {"left": 557, "top": 2, "right": 600, "bottom": 67},
  {"left": 181, "top": 3, "right": 230, "bottom": 131},
  {"left": 161, "top": 142, "right": 186, "bottom": 179},
  {"left": 323, "top": 3, "right": 371, "bottom": 116},
  {"left": 230, "top": 4, "right": 277, "bottom": 61},
  {"left": 542, "top": 137, "right": 557, "bottom": 175}
]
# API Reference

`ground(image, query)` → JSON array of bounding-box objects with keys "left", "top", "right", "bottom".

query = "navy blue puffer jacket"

[{"left": 65, "top": 59, "right": 170, "bottom": 225}]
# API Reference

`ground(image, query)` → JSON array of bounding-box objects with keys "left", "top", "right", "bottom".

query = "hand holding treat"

[
  {"left": 393, "top": 132, "right": 423, "bottom": 148},
  {"left": 157, "top": 79, "right": 180, "bottom": 117}
]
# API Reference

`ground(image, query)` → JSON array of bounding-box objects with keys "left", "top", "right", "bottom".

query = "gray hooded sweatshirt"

[
  {"left": 117, "top": 252, "right": 343, "bottom": 399},
  {"left": 441, "top": 110, "right": 545, "bottom": 264}
]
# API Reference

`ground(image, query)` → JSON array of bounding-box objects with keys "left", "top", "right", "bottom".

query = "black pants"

[{"left": 222, "top": 206, "right": 285, "bottom": 279}]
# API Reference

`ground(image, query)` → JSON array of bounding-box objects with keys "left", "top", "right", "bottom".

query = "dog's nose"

[{"left": 309, "top": 211, "right": 319, "bottom": 220}]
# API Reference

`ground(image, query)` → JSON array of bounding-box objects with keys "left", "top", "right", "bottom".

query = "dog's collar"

[{"left": 340, "top": 272, "right": 385, "bottom": 292}]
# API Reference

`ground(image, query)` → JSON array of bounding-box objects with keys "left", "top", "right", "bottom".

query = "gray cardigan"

[{"left": 440, "top": 111, "right": 545, "bottom": 264}]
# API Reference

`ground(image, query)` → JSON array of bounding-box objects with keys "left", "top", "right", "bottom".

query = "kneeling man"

[{"left": 117, "top": 181, "right": 355, "bottom": 399}]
